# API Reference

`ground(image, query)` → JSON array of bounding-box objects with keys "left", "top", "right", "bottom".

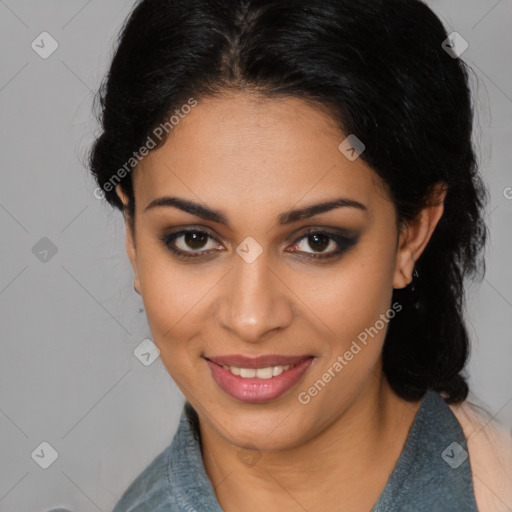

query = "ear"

[
  {"left": 393, "top": 182, "right": 447, "bottom": 289},
  {"left": 115, "top": 185, "right": 141, "bottom": 294}
]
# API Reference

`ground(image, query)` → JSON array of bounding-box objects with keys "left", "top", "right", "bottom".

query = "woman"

[{"left": 88, "top": 0, "right": 512, "bottom": 510}]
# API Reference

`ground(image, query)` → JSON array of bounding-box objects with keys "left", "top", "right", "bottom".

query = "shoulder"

[
  {"left": 448, "top": 396, "right": 512, "bottom": 512},
  {"left": 112, "top": 442, "right": 175, "bottom": 512},
  {"left": 111, "top": 401, "right": 207, "bottom": 512}
]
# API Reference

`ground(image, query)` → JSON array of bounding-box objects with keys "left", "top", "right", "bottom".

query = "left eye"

[
  {"left": 289, "top": 232, "right": 341, "bottom": 257},
  {"left": 285, "top": 230, "right": 359, "bottom": 260}
]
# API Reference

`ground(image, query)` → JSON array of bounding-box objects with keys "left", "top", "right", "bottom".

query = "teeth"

[
  {"left": 273, "top": 365, "right": 284, "bottom": 377},
  {"left": 255, "top": 367, "right": 273, "bottom": 379},
  {"left": 222, "top": 363, "right": 296, "bottom": 378},
  {"left": 240, "top": 368, "right": 256, "bottom": 378}
]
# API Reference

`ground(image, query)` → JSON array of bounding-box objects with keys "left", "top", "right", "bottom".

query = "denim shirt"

[{"left": 112, "top": 388, "right": 478, "bottom": 511}]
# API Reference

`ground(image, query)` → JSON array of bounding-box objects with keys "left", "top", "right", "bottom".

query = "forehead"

[{"left": 133, "top": 92, "right": 384, "bottom": 214}]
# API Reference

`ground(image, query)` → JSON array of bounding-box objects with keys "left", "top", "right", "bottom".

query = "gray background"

[{"left": 0, "top": 1, "right": 511, "bottom": 510}]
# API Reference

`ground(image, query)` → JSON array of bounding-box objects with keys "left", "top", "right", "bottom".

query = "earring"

[
  {"left": 410, "top": 267, "right": 419, "bottom": 292},
  {"left": 134, "top": 284, "right": 141, "bottom": 295},
  {"left": 394, "top": 267, "right": 420, "bottom": 310}
]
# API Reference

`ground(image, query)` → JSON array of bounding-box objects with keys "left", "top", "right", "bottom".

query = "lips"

[
  {"left": 204, "top": 354, "right": 316, "bottom": 403},
  {"left": 205, "top": 354, "right": 313, "bottom": 369}
]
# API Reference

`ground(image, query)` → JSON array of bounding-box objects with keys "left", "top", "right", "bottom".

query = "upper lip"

[{"left": 205, "top": 354, "right": 314, "bottom": 368}]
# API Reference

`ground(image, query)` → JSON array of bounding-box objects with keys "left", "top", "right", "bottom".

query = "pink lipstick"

[{"left": 205, "top": 354, "right": 315, "bottom": 403}]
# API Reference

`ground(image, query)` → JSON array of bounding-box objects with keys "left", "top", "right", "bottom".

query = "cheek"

[
  {"left": 135, "top": 242, "right": 212, "bottom": 368},
  {"left": 299, "top": 235, "right": 397, "bottom": 349}
]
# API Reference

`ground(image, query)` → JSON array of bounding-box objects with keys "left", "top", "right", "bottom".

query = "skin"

[{"left": 115, "top": 91, "right": 446, "bottom": 512}]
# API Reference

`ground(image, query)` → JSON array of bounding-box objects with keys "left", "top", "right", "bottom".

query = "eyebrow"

[{"left": 143, "top": 196, "right": 367, "bottom": 226}]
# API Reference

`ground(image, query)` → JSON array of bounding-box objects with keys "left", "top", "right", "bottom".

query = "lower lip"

[{"left": 206, "top": 357, "right": 315, "bottom": 403}]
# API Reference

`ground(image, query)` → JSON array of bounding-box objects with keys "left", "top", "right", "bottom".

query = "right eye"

[{"left": 160, "top": 228, "right": 223, "bottom": 260}]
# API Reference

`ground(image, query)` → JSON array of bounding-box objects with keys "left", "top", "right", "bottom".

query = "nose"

[{"left": 214, "top": 250, "right": 294, "bottom": 343}]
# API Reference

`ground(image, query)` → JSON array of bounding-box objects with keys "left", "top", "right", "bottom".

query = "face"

[{"left": 116, "top": 91, "right": 443, "bottom": 451}]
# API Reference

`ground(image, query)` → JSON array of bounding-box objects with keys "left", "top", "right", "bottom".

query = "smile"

[{"left": 205, "top": 355, "right": 315, "bottom": 403}]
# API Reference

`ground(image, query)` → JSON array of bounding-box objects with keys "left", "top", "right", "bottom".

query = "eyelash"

[{"left": 159, "top": 228, "right": 359, "bottom": 262}]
